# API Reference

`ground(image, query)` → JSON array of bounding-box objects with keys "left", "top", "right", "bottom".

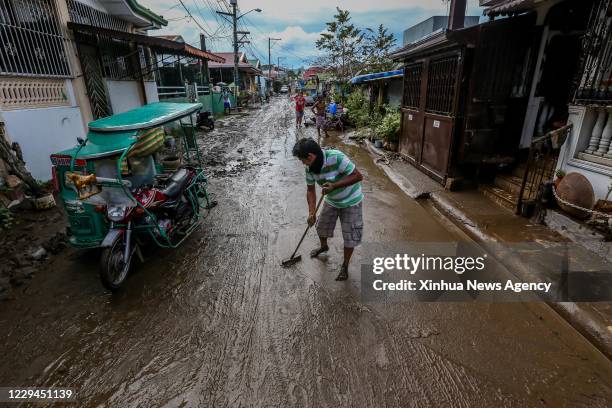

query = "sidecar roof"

[
  {"left": 56, "top": 129, "right": 140, "bottom": 159},
  {"left": 88, "top": 102, "right": 202, "bottom": 132}
]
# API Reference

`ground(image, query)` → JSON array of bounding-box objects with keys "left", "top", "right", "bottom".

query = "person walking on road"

[
  {"left": 294, "top": 91, "right": 306, "bottom": 128},
  {"left": 312, "top": 96, "right": 329, "bottom": 141},
  {"left": 292, "top": 138, "right": 364, "bottom": 281}
]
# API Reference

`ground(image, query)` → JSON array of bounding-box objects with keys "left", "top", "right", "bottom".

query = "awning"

[
  {"left": 349, "top": 69, "right": 404, "bottom": 84},
  {"left": 67, "top": 22, "right": 225, "bottom": 63}
]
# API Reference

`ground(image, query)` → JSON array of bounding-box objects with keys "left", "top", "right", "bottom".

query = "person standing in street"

[
  {"left": 312, "top": 96, "right": 329, "bottom": 140},
  {"left": 292, "top": 138, "right": 364, "bottom": 281},
  {"left": 221, "top": 88, "right": 233, "bottom": 115},
  {"left": 294, "top": 91, "right": 306, "bottom": 128}
]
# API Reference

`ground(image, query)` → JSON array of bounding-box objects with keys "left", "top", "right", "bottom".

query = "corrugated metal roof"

[{"left": 67, "top": 23, "right": 225, "bottom": 63}]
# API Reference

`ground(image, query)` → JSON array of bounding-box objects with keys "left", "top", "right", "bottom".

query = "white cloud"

[{"left": 138, "top": 0, "right": 483, "bottom": 67}]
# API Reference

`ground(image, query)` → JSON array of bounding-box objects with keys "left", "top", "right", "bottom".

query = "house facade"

[
  {"left": 555, "top": 0, "right": 612, "bottom": 200},
  {"left": 208, "top": 52, "right": 263, "bottom": 93},
  {"left": 0, "top": 0, "right": 167, "bottom": 180},
  {"left": 1, "top": 0, "right": 223, "bottom": 180},
  {"left": 350, "top": 69, "right": 404, "bottom": 108},
  {"left": 392, "top": 0, "right": 596, "bottom": 211}
]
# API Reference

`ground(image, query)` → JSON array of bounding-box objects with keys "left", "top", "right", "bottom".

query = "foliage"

[
  {"left": 315, "top": 7, "right": 365, "bottom": 82},
  {"left": 555, "top": 169, "right": 566, "bottom": 178},
  {"left": 345, "top": 89, "right": 370, "bottom": 128},
  {"left": 315, "top": 8, "right": 397, "bottom": 80},
  {"left": 345, "top": 89, "right": 387, "bottom": 134},
  {"left": 362, "top": 25, "right": 397, "bottom": 73},
  {"left": 375, "top": 108, "right": 401, "bottom": 143}
]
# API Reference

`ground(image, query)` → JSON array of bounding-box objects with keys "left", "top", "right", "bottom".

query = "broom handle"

[{"left": 289, "top": 194, "right": 325, "bottom": 259}]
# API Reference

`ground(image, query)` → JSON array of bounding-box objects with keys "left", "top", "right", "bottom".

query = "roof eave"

[
  {"left": 100, "top": 0, "right": 167, "bottom": 28},
  {"left": 126, "top": 0, "right": 167, "bottom": 27}
]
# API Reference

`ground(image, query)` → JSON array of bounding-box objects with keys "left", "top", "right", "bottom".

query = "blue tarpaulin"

[{"left": 349, "top": 69, "right": 404, "bottom": 84}]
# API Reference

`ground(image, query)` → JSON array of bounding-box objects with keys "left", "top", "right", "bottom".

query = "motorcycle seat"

[{"left": 162, "top": 168, "right": 190, "bottom": 197}]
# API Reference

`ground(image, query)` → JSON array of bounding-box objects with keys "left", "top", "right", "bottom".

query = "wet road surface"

[{"left": 1, "top": 98, "right": 611, "bottom": 407}]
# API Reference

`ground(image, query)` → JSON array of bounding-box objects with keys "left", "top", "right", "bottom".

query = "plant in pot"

[
  {"left": 554, "top": 169, "right": 566, "bottom": 189},
  {"left": 375, "top": 108, "right": 401, "bottom": 151}
]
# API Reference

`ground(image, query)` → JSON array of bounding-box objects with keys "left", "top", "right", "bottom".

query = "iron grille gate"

[{"left": 400, "top": 52, "right": 462, "bottom": 183}]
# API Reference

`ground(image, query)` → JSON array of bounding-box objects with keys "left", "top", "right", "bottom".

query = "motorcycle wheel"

[
  {"left": 100, "top": 238, "right": 132, "bottom": 291},
  {"left": 208, "top": 122, "right": 215, "bottom": 131}
]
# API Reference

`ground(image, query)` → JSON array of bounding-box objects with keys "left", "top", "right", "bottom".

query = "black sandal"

[
  {"left": 335, "top": 265, "right": 348, "bottom": 281},
  {"left": 310, "top": 245, "right": 329, "bottom": 258}
]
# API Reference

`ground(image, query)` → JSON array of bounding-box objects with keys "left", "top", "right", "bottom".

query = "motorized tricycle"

[{"left": 50, "top": 102, "right": 215, "bottom": 291}]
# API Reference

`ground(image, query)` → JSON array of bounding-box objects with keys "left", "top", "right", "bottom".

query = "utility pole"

[
  {"left": 200, "top": 33, "right": 210, "bottom": 85},
  {"left": 268, "top": 37, "right": 281, "bottom": 81},
  {"left": 216, "top": 2, "right": 262, "bottom": 93},
  {"left": 231, "top": 0, "right": 239, "bottom": 91}
]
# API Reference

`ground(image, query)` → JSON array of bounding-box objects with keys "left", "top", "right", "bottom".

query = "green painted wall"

[{"left": 160, "top": 92, "right": 236, "bottom": 115}]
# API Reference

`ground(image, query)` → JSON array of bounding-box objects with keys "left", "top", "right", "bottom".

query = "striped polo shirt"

[{"left": 305, "top": 149, "right": 363, "bottom": 208}]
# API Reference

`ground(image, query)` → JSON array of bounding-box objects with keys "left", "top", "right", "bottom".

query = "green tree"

[
  {"left": 362, "top": 24, "right": 397, "bottom": 73},
  {"left": 315, "top": 7, "right": 365, "bottom": 81}
]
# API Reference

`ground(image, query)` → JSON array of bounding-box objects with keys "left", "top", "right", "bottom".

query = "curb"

[{"left": 363, "top": 140, "right": 612, "bottom": 361}]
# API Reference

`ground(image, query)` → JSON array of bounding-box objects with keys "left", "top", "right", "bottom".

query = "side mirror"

[{"left": 77, "top": 137, "right": 85, "bottom": 146}]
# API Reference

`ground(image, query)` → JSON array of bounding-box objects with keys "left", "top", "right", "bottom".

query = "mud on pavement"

[{"left": 0, "top": 98, "right": 611, "bottom": 407}]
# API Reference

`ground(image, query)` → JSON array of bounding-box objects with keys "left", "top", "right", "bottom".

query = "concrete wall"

[
  {"left": 2, "top": 106, "right": 86, "bottom": 180},
  {"left": 106, "top": 80, "right": 143, "bottom": 114},
  {"left": 403, "top": 16, "right": 480, "bottom": 45},
  {"left": 144, "top": 81, "right": 159, "bottom": 103},
  {"left": 1, "top": 79, "right": 87, "bottom": 180},
  {"left": 557, "top": 105, "right": 612, "bottom": 200}
]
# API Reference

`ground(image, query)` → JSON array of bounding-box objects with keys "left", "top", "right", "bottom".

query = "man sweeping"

[{"left": 292, "top": 138, "right": 364, "bottom": 281}]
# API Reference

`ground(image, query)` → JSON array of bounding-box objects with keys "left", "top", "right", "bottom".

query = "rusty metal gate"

[{"left": 400, "top": 51, "right": 462, "bottom": 183}]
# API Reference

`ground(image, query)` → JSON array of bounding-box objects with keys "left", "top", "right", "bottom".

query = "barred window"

[
  {"left": 425, "top": 55, "right": 459, "bottom": 116},
  {"left": 402, "top": 62, "right": 422, "bottom": 110},
  {"left": 66, "top": 0, "right": 128, "bottom": 31},
  {"left": 0, "top": 0, "right": 71, "bottom": 77}
]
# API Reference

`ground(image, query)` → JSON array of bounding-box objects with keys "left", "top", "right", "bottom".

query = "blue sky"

[{"left": 140, "top": 0, "right": 484, "bottom": 69}]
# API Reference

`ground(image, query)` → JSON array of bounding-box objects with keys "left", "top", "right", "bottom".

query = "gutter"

[{"left": 125, "top": 0, "right": 168, "bottom": 27}]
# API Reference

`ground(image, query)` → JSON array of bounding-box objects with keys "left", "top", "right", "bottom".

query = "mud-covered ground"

[{"left": 0, "top": 98, "right": 611, "bottom": 407}]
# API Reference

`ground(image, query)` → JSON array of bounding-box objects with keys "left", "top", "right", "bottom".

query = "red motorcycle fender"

[{"left": 101, "top": 228, "right": 124, "bottom": 248}]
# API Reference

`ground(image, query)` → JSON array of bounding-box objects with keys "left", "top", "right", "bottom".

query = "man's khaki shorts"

[{"left": 316, "top": 201, "right": 363, "bottom": 248}]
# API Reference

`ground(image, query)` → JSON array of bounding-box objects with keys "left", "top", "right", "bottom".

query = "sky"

[{"left": 139, "top": 0, "right": 485, "bottom": 70}]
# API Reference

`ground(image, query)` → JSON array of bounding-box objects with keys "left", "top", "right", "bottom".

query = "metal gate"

[
  {"left": 400, "top": 51, "right": 462, "bottom": 183},
  {"left": 78, "top": 44, "right": 111, "bottom": 119}
]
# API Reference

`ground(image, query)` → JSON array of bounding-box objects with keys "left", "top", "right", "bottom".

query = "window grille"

[
  {"left": 574, "top": 0, "right": 612, "bottom": 104},
  {"left": 66, "top": 0, "right": 128, "bottom": 32},
  {"left": 425, "top": 55, "right": 459, "bottom": 116},
  {"left": 402, "top": 62, "right": 422, "bottom": 110},
  {"left": 0, "top": 0, "right": 71, "bottom": 77}
]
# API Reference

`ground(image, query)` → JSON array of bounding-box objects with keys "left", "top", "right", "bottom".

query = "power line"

[
  {"left": 189, "top": 0, "right": 215, "bottom": 34},
  {"left": 176, "top": 0, "right": 211, "bottom": 36}
]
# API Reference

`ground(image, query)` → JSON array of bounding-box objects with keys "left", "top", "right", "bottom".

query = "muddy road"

[{"left": 1, "top": 98, "right": 611, "bottom": 407}]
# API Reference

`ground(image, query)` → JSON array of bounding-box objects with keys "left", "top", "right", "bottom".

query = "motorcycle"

[
  {"left": 51, "top": 102, "right": 215, "bottom": 291},
  {"left": 196, "top": 110, "right": 215, "bottom": 130}
]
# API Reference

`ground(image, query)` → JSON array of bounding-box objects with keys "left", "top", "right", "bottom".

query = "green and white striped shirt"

[{"left": 305, "top": 149, "right": 363, "bottom": 208}]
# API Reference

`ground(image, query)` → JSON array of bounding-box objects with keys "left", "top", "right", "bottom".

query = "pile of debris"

[
  {"left": 1, "top": 119, "right": 64, "bottom": 300},
  {"left": 0, "top": 121, "right": 56, "bottom": 214}
]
